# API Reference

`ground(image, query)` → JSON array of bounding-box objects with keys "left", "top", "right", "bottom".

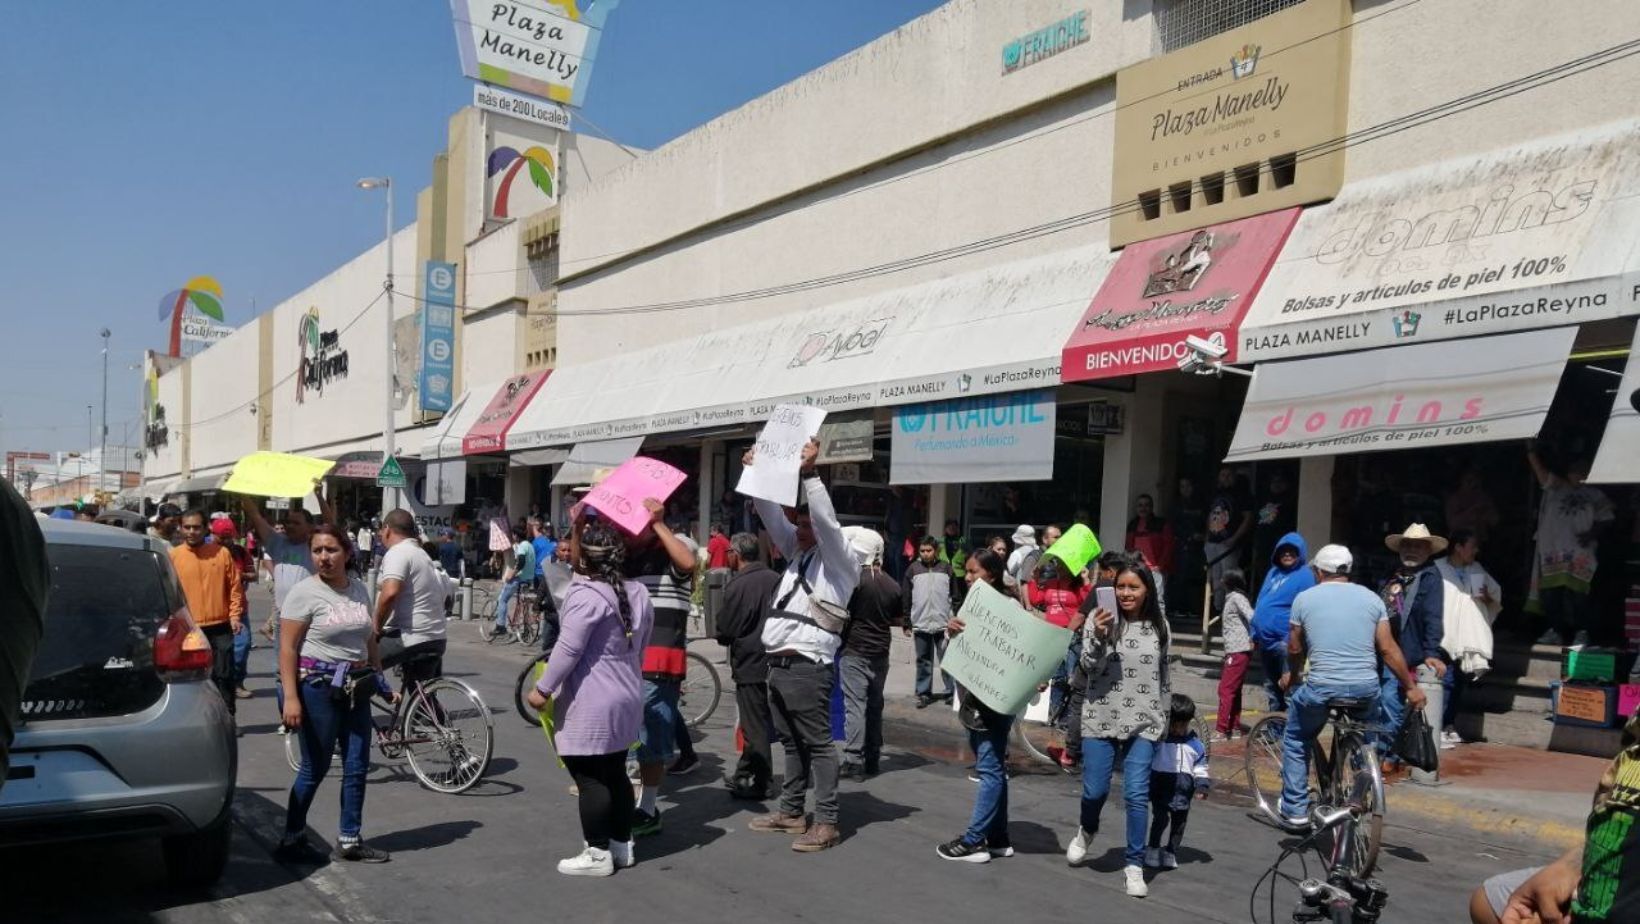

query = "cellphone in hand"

[{"left": 1095, "top": 586, "right": 1118, "bottom": 618}]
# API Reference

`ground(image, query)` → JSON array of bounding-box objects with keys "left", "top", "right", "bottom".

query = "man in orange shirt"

[{"left": 170, "top": 509, "right": 247, "bottom": 722}]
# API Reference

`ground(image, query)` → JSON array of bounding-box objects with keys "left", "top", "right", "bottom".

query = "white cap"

[
  {"left": 841, "top": 525, "right": 884, "bottom": 566},
  {"left": 1311, "top": 544, "right": 1353, "bottom": 575}
]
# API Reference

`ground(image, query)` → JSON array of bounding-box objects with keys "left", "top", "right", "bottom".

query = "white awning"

[
  {"left": 509, "top": 247, "right": 1112, "bottom": 448},
  {"left": 511, "top": 448, "right": 571, "bottom": 468},
  {"left": 168, "top": 471, "right": 229, "bottom": 495},
  {"left": 1226, "top": 327, "right": 1575, "bottom": 462},
  {"left": 418, "top": 387, "right": 486, "bottom": 461},
  {"left": 1589, "top": 327, "right": 1640, "bottom": 484},
  {"left": 1239, "top": 121, "right": 1640, "bottom": 363},
  {"left": 549, "top": 437, "right": 645, "bottom": 486}
]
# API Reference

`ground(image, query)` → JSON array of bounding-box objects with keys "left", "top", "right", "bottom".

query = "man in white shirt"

[
  {"left": 371, "top": 509, "right": 449, "bottom": 685},
  {"left": 743, "top": 438, "right": 861, "bottom": 853}
]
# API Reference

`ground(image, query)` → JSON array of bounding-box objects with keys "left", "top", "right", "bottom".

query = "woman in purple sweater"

[{"left": 526, "top": 517, "right": 654, "bottom": 877}]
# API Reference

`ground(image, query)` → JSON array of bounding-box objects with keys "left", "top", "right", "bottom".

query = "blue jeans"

[
  {"left": 496, "top": 577, "right": 528, "bottom": 630},
  {"left": 1080, "top": 736, "right": 1158, "bottom": 866},
  {"left": 1374, "top": 665, "right": 1404, "bottom": 761},
  {"left": 285, "top": 679, "right": 373, "bottom": 840},
  {"left": 963, "top": 708, "right": 1013, "bottom": 847},
  {"left": 913, "top": 631, "right": 950, "bottom": 698},
  {"left": 1259, "top": 646, "right": 1289, "bottom": 713},
  {"left": 232, "top": 621, "right": 252, "bottom": 686},
  {"left": 1280, "top": 680, "right": 1381, "bottom": 818},
  {"left": 637, "top": 679, "right": 680, "bottom": 764},
  {"left": 1442, "top": 661, "right": 1466, "bottom": 730}
]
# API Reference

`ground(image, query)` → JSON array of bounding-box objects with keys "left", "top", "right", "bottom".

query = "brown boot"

[
  {"left": 748, "top": 812, "right": 808, "bottom": 835},
  {"left": 791, "top": 823, "right": 840, "bottom": 852}
]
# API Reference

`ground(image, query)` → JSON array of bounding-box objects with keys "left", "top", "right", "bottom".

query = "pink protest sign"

[
  {"left": 1061, "top": 208, "right": 1299, "bottom": 382},
  {"left": 585, "top": 456, "right": 688, "bottom": 535}
]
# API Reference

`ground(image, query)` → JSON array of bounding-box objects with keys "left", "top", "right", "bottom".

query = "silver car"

[{"left": 0, "top": 517, "right": 236, "bottom": 888}]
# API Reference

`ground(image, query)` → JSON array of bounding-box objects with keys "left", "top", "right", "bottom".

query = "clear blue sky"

[{"left": 0, "top": 1, "right": 945, "bottom": 458}]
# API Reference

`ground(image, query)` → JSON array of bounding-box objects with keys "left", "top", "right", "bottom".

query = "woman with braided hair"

[{"left": 527, "top": 510, "right": 655, "bottom": 877}]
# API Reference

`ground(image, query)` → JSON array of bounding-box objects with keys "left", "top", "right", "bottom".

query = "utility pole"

[
  {"left": 358, "top": 176, "right": 397, "bottom": 513},
  {"left": 100, "top": 327, "right": 110, "bottom": 496}
]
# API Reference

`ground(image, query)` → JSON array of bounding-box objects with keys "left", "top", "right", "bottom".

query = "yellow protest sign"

[
  {"left": 222, "top": 452, "right": 335, "bottom": 498},
  {"left": 1042, "top": 523, "right": 1102, "bottom": 576}
]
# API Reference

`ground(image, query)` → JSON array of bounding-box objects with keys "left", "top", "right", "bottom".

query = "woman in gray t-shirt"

[
  {"left": 1068, "top": 558, "right": 1171, "bottom": 899},
  {"left": 275, "top": 524, "right": 391, "bottom": 865}
]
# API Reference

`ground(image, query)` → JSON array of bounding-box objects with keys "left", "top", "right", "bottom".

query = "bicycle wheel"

[
  {"left": 1191, "top": 714, "right": 1215, "bottom": 765},
  {"left": 1011, "top": 714, "right": 1056, "bottom": 765},
  {"left": 1325, "top": 732, "right": 1385, "bottom": 877},
  {"left": 517, "top": 613, "right": 540, "bottom": 647},
  {"left": 400, "top": 678, "right": 494, "bottom": 794},
  {"left": 1243, "top": 714, "right": 1288, "bottom": 824},
  {"left": 284, "top": 728, "right": 302, "bottom": 774},
  {"left": 680, "top": 651, "right": 722, "bottom": 727},
  {"left": 514, "top": 652, "right": 551, "bottom": 726}
]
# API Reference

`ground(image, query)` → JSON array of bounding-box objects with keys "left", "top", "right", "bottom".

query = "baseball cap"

[{"left": 1311, "top": 544, "right": 1353, "bottom": 575}]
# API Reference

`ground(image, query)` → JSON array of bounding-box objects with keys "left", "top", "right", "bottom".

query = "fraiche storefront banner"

[
  {"left": 1225, "top": 327, "right": 1575, "bottom": 462},
  {"left": 891, "top": 390, "right": 1056, "bottom": 485},
  {"left": 1240, "top": 122, "right": 1640, "bottom": 362},
  {"left": 1061, "top": 209, "right": 1298, "bottom": 382}
]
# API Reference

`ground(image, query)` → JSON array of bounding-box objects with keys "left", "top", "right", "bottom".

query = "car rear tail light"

[{"left": 154, "top": 609, "right": 212, "bottom": 680}]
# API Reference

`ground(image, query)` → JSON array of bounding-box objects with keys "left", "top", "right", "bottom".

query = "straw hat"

[{"left": 1385, "top": 522, "right": 1448, "bottom": 554}]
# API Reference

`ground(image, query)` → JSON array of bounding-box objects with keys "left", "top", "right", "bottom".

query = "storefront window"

[{"left": 962, "top": 431, "right": 1105, "bottom": 549}]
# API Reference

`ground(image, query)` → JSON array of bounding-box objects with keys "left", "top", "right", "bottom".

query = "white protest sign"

[
  {"left": 941, "top": 580, "right": 1072, "bottom": 715},
  {"left": 736, "top": 404, "right": 826, "bottom": 506}
]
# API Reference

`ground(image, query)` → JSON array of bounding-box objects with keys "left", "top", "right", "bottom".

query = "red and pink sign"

[
  {"left": 1061, "top": 208, "right": 1300, "bottom": 382},
  {"left": 462, "top": 371, "right": 550, "bottom": 455}
]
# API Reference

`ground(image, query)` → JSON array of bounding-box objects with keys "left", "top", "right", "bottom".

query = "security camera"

[
  {"left": 1176, "top": 351, "right": 1206, "bottom": 374},
  {"left": 1185, "top": 334, "right": 1227, "bottom": 360}
]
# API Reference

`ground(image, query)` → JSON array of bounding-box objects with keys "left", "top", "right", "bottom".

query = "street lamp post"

[
  {"left": 358, "top": 177, "right": 396, "bottom": 513},
  {"left": 99, "top": 328, "right": 110, "bottom": 498}
]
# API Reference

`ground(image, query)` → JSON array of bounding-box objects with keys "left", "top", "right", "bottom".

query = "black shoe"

[
  {"left": 273, "top": 836, "right": 332, "bottom": 866},
  {"left": 936, "top": 836, "right": 991, "bottom": 864},
  {"left": 915, "top": 694, "right": 934, "bottom": 709},
  {"left": 863, "top": 761, "right": 880, "bottom": 777},
  {"left": 335, "top": 840, "right": 391, "bottom": 863},
  {"left": 668, "top": 753, "right": 700, "bottom": 776},
  {"left": 839, "top": 762, "right": 867, "bottom": 783}
]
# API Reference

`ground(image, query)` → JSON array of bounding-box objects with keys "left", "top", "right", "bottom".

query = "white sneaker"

[
  {"left": 1124, "top": 864, "right": 1149, "bottom": 897},
  {"left": 1066, "top": 827, "right": 1091, "bottom": 865},
  {"left": 557, "top": 846, "right": 614, "bottom": 877},
  {"left": 1144, "top": 847, "right": 1162, "bottom": 868},
  {"left": 1160, "top": 850, "right": 1179, "bottom": 870},
  {"left": 609, "top": 840, "right": 635, "bottom": 869},
  {"left": 1440, "top": 729, "right": 1461, "bottom": 750}
]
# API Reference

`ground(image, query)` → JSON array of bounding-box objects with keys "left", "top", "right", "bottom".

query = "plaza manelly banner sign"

[
  {"left": 1110, "top": 0, "right": 1351, "bottom": 245},
  {"left": 450, "top": 0, "right": 621, "bottom": 107}
]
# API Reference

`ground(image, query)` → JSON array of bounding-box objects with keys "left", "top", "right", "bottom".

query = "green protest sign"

[
  {"left": 1042, "top": 523, "right": 1102, "bottom": 575},
  {"left": 941, "top": 580, "right": 1073, "bottom": 715}
]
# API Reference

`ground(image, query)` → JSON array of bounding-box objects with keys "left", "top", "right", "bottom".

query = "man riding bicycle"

[
  {"left": 372, "top": 509, "right": 450, "bottom": 685},
  {"left": 1277, "top": 544, "right": 1426, "bottom": 830}
]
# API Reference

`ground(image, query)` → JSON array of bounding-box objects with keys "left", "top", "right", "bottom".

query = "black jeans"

[
  {"left": 768, "top": 657, "right": 839, "bottom": 825},
  {"left": 733, "top": 681, "right": 773, "bottom": 789},
  {"left": 562, "top": 752, "right": 634, "bottom": 849},
  {"left": 379, "top": 637, "right": 446, "bottom": 688},
  {"left": 201, "top": 623, "right": 236, "bottom": 716}
]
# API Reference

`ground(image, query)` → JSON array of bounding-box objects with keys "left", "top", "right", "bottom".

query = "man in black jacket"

[
  {"left": 839, "top": 528, "right": 899, "bottom": 782},
  {"left": 715, "top": 531, "right": 783, "bottom": 799}
]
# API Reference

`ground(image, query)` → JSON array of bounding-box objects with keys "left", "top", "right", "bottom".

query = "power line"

[{"left": 385, "top": 32, "right": 1640, "bottom": 320}]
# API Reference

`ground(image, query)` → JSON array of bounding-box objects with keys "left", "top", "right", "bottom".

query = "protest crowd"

[{"left": 16, "top": 426, "right": 1632, "bottom": 924}]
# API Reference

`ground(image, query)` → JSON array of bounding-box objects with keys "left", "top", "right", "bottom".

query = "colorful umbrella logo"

[
  {"left": 157, "top": 276, "right": 224, "bottom": 357},
  {"left": 488, "top": 146, "right": 555, "bottom": 219}
]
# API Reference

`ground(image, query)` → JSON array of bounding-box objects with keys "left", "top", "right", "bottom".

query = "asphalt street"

[{"left": 2, "top": 590, "right": 1566, "bottom": 924}]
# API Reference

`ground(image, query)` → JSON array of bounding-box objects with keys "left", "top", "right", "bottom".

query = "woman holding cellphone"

[{"left": 1065, "top": 556, "right": 1171, "bottom": 899}]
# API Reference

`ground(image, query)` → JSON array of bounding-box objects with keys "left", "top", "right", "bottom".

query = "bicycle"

[
  {"left": 479, "top": 583, "right": 541, "bottom": 646},
  {"left": 284, "top": 654, "right": 495, "bottom": 794},
  {"left": 1248, "top": 804, "right": 1391, "bottom": 923},
  {"left": 1243, "top": 696, "right": 1385, "bottom": 878},
  {"left": 514, "top": 649, "right": 722, "bottom": 729},
  {"left": 1010, "top": 680, "right": 1214, "bottom": 769}
]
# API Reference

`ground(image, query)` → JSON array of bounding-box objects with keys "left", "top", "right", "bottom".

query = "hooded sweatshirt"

[{"left": 1249, "top": 531, "right": 1314, "bottom": 652}]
